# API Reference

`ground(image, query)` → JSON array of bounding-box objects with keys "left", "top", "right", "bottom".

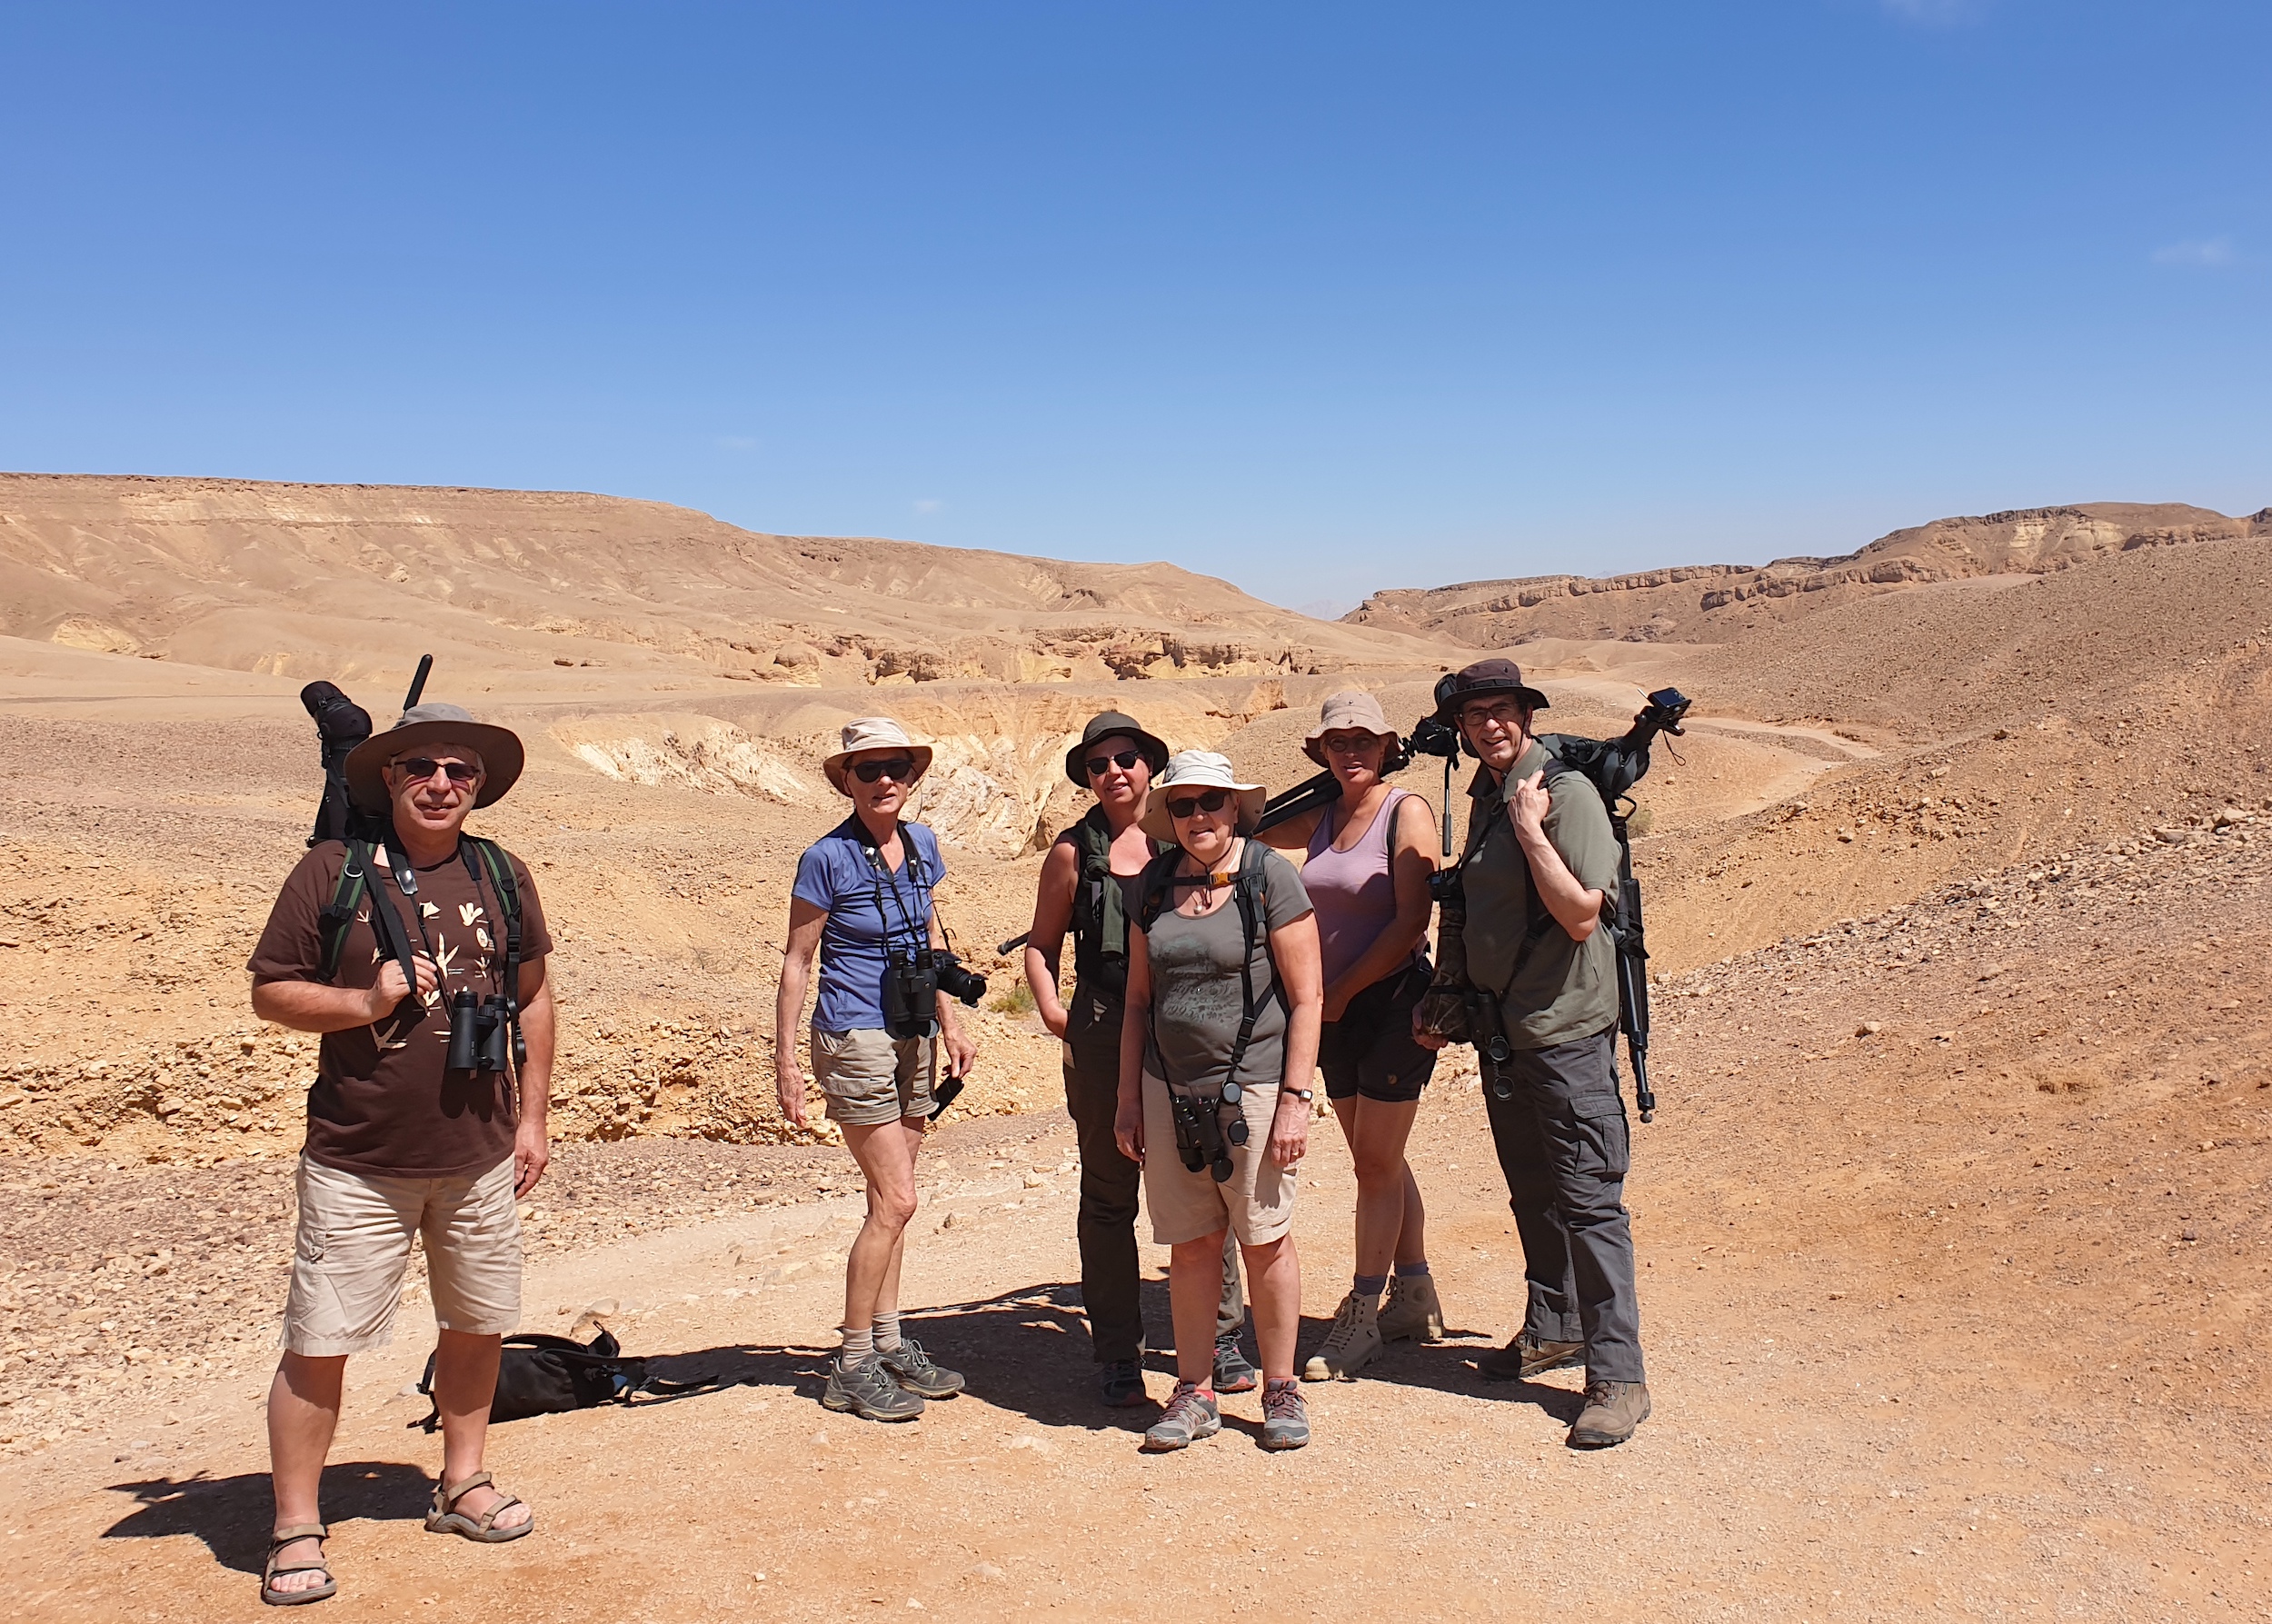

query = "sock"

[
  {"left": 872, "top": 1309, "right": 903, "bottom": 1352},
  {"left": 1352, "top": 1272, "right": 1388, "bottom": 1304},
  {"left": 1395, "top": 1259, "right": 1431, "bottom": 1279},
  {"left": 839, "top": 1325, "right": 874, "bottom": 1368}
]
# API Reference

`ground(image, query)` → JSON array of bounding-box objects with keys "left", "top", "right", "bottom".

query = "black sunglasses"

[
  {"left": 851, "top": 756, "right": 916, "bottom": 784},
  {"left": 1165, "top": 788, "right": 1234, "bottom": 820},
  {"left": 1085, "top": 749, "right": 1143, "bottom": 778},
  {"left": 392, "top": 757, "right": 481, "bottom": 785}
]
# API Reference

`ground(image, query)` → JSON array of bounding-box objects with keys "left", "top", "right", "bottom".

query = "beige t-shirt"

[{"left": 1458, "top": 742, "right": 1623, "bottom": 1050}]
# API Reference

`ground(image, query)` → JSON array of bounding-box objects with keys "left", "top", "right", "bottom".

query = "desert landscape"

[{"left": 2, "top": 475, "right": 2268, "bottom": 1620}]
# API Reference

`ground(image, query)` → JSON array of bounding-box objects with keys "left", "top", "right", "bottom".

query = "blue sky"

[{"left": 2, "top": 3, "right": 2265, "bottom": 612}]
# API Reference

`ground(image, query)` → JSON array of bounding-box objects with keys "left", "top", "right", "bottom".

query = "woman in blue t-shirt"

[{"left": 775, "top": 717, "right": 977, "bottom": 1423}]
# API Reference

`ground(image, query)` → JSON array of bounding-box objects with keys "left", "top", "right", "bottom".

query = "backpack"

[
  {"left": 1067, "top": 805, "right": 1172, "bottom": 1004},
  {"left": 1460, "top": 738, "right": 1660, "bottom": 1121},
  {"left": 1137, "top": 836, "right": 1288, "bottom": 1097},
  {"left": 411, "top": 1329, "right": 716, "bottom": 1431}
]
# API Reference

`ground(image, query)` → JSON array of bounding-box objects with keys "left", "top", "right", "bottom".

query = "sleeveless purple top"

[{"left": 1304, "top": 788, "right": 1418, "bottom": 990}]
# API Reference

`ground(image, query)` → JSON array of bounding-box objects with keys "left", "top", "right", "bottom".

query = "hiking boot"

[
  {"left": 1096, "top": 1359, "right": 1147, "bottom": 1409},
  {"left": 1212, "top": 1331, "right": 1258, "bottom": 1393},
  {"left": 878, "top": 1338, "right": 963, "bottom": 1399},
  {"left": 822, "top": 1355, "right": 926, "bottom": 1422},
  {"left": 1376, "top": 1272, "right": 1444, "bottom": 1343},
  {"left": 1568, "top": 1380, "right": 1651, "bottom": 1449},
  {"left": 1141, "top": 1382, "right": 1221, "bottom": 1451},
  {"left": 1301, "top": 1290, "right": 1382, "bottom": 1381},
  {"left": 1477, "top": 1332, "right": 1585, "bottom": 1382},
  {"left": 1261, "top": 1379, "right": 1310, "bottom": 1450}
]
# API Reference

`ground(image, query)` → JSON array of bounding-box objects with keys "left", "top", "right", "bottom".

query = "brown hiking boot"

[
  {"left": 1568, "top": 1380, "right": 1650, "bottom": 1448},
  {"left": 1476, "top": 1333, "right": 1585, "bottom": 1381}
]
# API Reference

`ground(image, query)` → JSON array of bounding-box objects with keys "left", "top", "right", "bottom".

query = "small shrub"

[{"left": 988, "top": 980, "right": 1036, "bottom": 1017}]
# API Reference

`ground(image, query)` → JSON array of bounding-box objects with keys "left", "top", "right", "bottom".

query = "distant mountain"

[{"left": 1344, "top": 503, "right": 2272, "bottom": 647}]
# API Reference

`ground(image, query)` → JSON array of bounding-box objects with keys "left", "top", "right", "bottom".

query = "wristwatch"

[{"left": 1284, "top": 1088, "right": 1315, "bottom": 1102}]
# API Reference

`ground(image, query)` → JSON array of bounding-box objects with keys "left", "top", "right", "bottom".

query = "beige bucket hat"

[
  {"left": 1138, "top": 751, "right": 1267, "bottom": 842},
  {"left": 345, "top": 702, "right": 525, "bottom": 812},
  {"left": 1302, "top": 689, "right": 1400, "bottom": 766},
  {"left": 822, "top": 717, "right": 934, "bottom": 794}
]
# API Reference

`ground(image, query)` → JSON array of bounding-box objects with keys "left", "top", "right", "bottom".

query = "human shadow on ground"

[
  {"left": 99, "top": 1460, "right": 435, "bottom": 1575},
  {"left": 627, "top": 1278, "right": 1585, "bottom": 1435}
]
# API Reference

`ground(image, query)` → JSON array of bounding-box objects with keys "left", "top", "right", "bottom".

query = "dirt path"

[{"left": 4, "top": 812, "right": 2268, "bottom": 1623}]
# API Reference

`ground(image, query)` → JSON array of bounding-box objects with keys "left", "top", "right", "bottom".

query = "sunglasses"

[
  {"left": 392, "top": 757, "right": 481, "bottom": 785},
  {"left": 1085, "top": 749, "right": 1143, "bottom": 778},
  {"left": 851, "top": 756, "right": 916, "bottom": 784},
  {"left": 1164, "top": 788, "right": 1234, "bottom": 820}
]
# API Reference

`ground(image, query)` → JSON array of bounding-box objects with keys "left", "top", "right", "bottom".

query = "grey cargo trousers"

[
  {"left": 1481, "top": 1025, "right": 1647, "bottom": 1384},
  {"left": 1063, "top": 996, "right": 1243, "bottom": 1366}
]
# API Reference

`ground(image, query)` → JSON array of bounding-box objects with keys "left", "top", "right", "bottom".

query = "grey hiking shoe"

[
  {"left": 878, "top": 1338, "right": 964, "bottom": 1399},
  {"left": 1569, "top": 1380, "right": 1651, "bottom": 1449},
  {"left": 1097, "top": 1359, "right": 1147, "bottom": 1409},
  {"left": 822, "top": 1355, "right": 925, "bottom": 1422},
  {"left": 1212, "top": 1331, "right": 1258, "bottom": 1393},
  {"left": 1260, "top": 1379, "right": 1310, "bottom": 1450},
  {"left": 1376, "top": 1271, "right": 1444, "bottom": 1343},
  {"left": 1141, "top": 1381, "right": 1221, "bottom": 1451},
  {"left": 1477, "top": 1332, "right": 1585, "bottom": 1381}
]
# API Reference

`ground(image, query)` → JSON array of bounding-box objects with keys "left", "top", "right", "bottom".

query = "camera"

[
  {"left": 1427, "top": 867, "right": 1464, "bottom": 906},
  {"left": 444, "top": 989, "right": 513, "bottom": 1075},
  {"left": 932, "top": 951, "right": 987, "bottom": 1006},
  {"left": 1407, "top": 715, "right": 1461, "bottom": 762}
]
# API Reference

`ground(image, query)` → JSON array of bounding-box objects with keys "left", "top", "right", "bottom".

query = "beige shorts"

[
  {"left": 812, "top": 1026, "right": 936, "bottom": 1126},
  {"left": 281, "top": 1153, "right": 523, "bottom": 1357},
  {"left": 1141, "top": 1073, "right": 1299, "bottom": 1247}
]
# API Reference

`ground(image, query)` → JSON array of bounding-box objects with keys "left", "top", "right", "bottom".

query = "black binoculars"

[
  {"left": 444, "top": 989, "right": 513, "bottom": 1075},
  {"left": 1170, "top": 1089, "right": 1241, "bottom": 1183}
]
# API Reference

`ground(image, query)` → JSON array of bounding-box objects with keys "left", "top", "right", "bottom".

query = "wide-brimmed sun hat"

[
  {"left": 1138, "top": 751, "right": 1267, "bottom": 842},
  {"left": 1302, "top": 690, "right": 1400, "bottom": 767},
  {"left": 1062, "top": 710, "right": 1171, "bottom": 789},
  {"left": 345, "top": 702, "right": 525, "bottom": 812},
  {"left": 1433, "top": 657, "right": 1550, "bottom": 723},
  {"left": 822, "top": 716, "right": 934, "bottom": 795}
]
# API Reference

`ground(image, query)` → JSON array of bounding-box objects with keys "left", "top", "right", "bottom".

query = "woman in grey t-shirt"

[{"left": 1113, "top": 752, "right": 1322, "bottom": 1452}]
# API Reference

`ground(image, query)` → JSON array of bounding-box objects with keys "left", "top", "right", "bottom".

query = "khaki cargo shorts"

[
  {"left": 812, "top": 1026, "right": 936, "bottom": 1126},
  {"left": 1140, "top": 1073, "right": 1298, "bottom": 1247},
  {"left": 281, "top": 1153, "right": 523, "bottom": 1357}
]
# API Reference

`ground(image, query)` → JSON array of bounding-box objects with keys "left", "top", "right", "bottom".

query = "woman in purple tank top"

[{"left": 1261, "top": 690, "right": 1444, "bottom": 1381}]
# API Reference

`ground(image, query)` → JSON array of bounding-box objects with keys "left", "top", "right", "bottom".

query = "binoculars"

[
  {"left": 1170, "top": 1086, "right": 1246, "bottom": 1183},
  {"left": 444, "top": 989, "right": 513, "bottom": 1075}
]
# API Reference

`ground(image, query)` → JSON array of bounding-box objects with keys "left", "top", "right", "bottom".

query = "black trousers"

[
  {"left": 1481, "top": 1026, "right": 1646, "bottom": 1384},
  {"left": 1064, "top": 1003, "right": 1242, "bottom": 1365}
]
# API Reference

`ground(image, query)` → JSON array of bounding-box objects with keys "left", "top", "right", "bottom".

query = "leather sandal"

[
  {"left": 424, "top": 1472, "right": 533, "bottom": 1543},
  {"left": 261, "top": 1523, "right": 337, "bottom": 1607}
]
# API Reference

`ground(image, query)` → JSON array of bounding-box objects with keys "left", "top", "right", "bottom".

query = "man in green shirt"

[{"left": 1419, "top": 659, "right": 1650, "bottom": 1448}]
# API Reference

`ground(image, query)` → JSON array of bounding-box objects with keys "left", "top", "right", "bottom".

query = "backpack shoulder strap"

[
  {"left": 316, "top": 841, "right": 373, "bottom": 983},
  {"left": 463, "top": 837, "right": 528, "bottom": 1070}
]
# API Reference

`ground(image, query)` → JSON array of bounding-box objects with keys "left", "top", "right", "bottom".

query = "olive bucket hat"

[
  {"left": 1432, "top": 657, "right": 1550, "bottom": 724},
  {"left": 1063, "top": 710, "right": 1171, "bottom": 788},
  {"left": 344, "top": 702, "right": 525, "bottom": 812}
]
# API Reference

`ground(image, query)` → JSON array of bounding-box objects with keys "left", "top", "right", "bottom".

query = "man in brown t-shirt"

[{"left": 245, "top": 702, "right": 555, "bottom": 1604}]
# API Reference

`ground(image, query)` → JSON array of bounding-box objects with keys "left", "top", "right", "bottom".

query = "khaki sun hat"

[
  {"left": 1137, "top": 751, "right": 1267, "bottom": 842},
  {"left": 1302, "top": 689, "right": 1400, "bottom": 767},
  {"left": 344, "top": 702, "right": 525, "bottom": 812},
  {"left": 822, "top": 717, "right": 934, "bottom": 795}
]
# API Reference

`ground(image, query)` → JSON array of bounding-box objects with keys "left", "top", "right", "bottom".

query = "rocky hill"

[
  {"left": 0, "top": 473, "right": 1446, "bottom": 689},
  {"left": 1346, "top": 502, "right": 2272, "bottom": 646}
]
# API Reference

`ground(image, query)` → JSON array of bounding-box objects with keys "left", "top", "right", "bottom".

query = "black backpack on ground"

[{"left": 412, "top": 1329, "right": 717, "bottom": 1431}]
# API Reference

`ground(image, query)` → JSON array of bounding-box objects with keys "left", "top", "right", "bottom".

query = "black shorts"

[{"left": 1318, "top": 962, "right": 1438, "bottom": 1104}]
